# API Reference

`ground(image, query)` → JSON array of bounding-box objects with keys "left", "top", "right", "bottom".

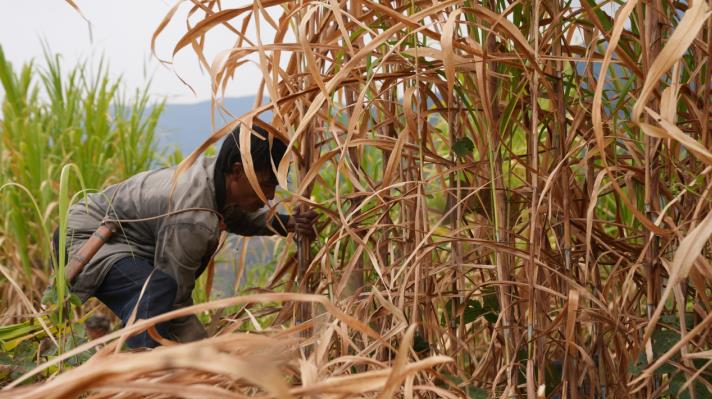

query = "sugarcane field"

[{"left": 2, "top": 0, "right": 712, "bottom": 397}]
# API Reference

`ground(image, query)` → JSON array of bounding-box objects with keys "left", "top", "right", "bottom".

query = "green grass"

[
  {"left": 0, "top": 46, "right": 168, "bottom": 380},
  {"left": 0, "top": 45, "right": 165, "bottom": 287}
]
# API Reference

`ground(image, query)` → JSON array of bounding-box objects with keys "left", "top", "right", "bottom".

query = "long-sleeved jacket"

[{"left": 64, "top": 156, "right": 281, "bottom": 341}]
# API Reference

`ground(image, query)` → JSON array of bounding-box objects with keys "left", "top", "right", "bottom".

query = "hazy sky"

[{"left": 0, "top": 1, "right": 267, "bottom": 103}]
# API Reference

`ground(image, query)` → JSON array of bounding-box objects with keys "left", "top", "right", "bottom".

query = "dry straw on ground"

[
  {"left": 4, "top": 0, "right": 712, "bottom": 397},
  {"left": 1, "top": 294, "right": 454, "bottom": 399}
]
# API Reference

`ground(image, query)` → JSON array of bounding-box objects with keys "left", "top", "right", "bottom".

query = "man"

[{"left": 58, "top": 125, "right": 315, "bottom": 348}]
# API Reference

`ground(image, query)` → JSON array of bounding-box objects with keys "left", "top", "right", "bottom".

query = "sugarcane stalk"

[
  {"left": 297, "top": 117, "right": 316, "bottom": 338},
  {"left": 643, "top": 0, "right": 662, "bottom": 394},
  {"left": 485, "top": 0, "right": 515, "bottom": 389}
]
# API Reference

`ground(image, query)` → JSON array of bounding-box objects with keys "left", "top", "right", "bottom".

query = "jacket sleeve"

[
  {"left": 154, "top": 220, "right": 219, "bottom": 305},
  {"left": 228, "top": 211, "right": 291, "bottom": 237}
]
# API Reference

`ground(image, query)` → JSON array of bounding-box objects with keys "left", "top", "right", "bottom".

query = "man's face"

[{"left": 224, "top": 162, "right": 278, "bottom": 213}]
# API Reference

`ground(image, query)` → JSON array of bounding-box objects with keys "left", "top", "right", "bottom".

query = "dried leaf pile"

[{"left": 1, "top": 294, "right": 454, "bottom": 398}]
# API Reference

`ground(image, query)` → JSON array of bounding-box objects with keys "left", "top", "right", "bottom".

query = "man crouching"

[{"left": 56, "top": 124, "right": 316, "bottom": 348}]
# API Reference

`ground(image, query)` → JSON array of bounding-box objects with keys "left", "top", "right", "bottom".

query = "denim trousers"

[
  {"left": 52, "top": 230, "right": 178, "bottom": 348},
  {"left": 94, "top": 256, "right": 177, "bottom": 348}
]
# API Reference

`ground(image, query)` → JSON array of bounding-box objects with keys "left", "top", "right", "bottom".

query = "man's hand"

[{"left": 287, "top": 209, "right": 318, "bottom": 240}]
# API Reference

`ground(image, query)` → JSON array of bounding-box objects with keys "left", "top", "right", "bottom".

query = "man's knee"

[
  {"left": 128, "top": 270, "right": 178, "bottom": 348},
  {"left": 146, "top": 268, "right": 177, "bottom": 309}
]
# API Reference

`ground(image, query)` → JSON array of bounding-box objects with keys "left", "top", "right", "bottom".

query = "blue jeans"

[{"left": 95, "top": 256, "right": 177, "bottom": 348}]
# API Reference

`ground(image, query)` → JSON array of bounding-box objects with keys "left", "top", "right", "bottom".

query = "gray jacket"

[{"left": 65, "top": 156, "right": 277, "bottom": 342}]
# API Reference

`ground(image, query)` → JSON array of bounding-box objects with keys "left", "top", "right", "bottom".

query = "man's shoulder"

[
  {"left": 168, "top": 156, "right": 218, "bottom": 209},
  {"left": 128, "top": 156, "right": 218, "bottom": 213},
  {"left": 163, "top": 157, "right": 221, "bottom": 232}
]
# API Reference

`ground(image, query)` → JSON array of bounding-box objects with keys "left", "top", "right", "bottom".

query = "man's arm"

[
  {"left": 229, "top": 209, "right": 318, "bottom": 238},
  {"left": 229, "top": 211, "right": 291, "bottom": 236}
]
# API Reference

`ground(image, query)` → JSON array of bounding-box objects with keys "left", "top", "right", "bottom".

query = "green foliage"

[
  {"left": 666, "top": 365, "right": 712, "bottom": 399},
  {"left": 626, "top": 320, "right": 712, "bottom": 398},
  {"left": 0, "top": 45, "right": 165, "bottom": 372},
  {"left": 0, "top": 325, "right": 94, "bottom": 386},
  {"left": 442, "top": 294, "right": 500, "bottom": 327},
  {"left": 0, "top": 45, "right": 165, "bottom": 283},
  {"left": 0, "top": 321, "right": 39, "bottom": 344},
  {"left": 452, "top": 137, "right": 474, "bottom": 157}
]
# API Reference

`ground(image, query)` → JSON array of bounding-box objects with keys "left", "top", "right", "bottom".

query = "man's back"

[{"left": 66, "top": 156, "right": 221, "bottom": 304}]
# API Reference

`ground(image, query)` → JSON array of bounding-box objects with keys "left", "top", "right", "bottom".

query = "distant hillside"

[{"left": 156, "top": 96, "right": 271, "bottom": 155}]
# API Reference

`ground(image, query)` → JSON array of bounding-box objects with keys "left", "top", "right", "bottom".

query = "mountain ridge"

[{"left": 156, "top": 96, "right": 270, "bottom": 155}]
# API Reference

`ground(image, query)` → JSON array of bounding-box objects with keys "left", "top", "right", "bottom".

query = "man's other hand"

[{"left": 287, "top": 210, "right": 318, "bottom": 240}]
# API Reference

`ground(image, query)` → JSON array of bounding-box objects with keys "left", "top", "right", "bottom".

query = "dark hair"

[
  {"left": 214, "top": 124, "right": 287, "bottom": 211},
  {"left": 216, "top": 124, "right": 287, "bottom": 177}
]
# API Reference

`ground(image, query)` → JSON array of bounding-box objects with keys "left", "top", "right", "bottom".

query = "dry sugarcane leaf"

[
  {"left": 563, "top": 289, "right": 580, "bottom": 367},
  {"left": 21, "top": 343, "right": 292, "bottom": 399},
  {"left": 151, "top": 0, "right": 187, "bottom": 64},
  {"left": 642, "top": 208, "right": 712, "bottom": 346},
  {"left": 442, "top": 9, "right": 464, "bottom": 104},
  {"left": 171, "top": 0, "right": 287, "bottom": 56},
  {"left": 64, "top": 0, "right": 92, "bottom": 37},
  {"left": 7, "top": 293, "right": 381, "bottom": 388},
  {"left": 659, "top": 62, "right": 681, "bottom": 123},
  {"left": 238, "top": 117, "right": 269, "bottom": 204},
  {"left": 298, "top": 5, "right": 331, "bottom": 100},
  {"left": 639, "top": 111, "right": 712, "bottom": 166},
  {"left": 591, "top": 0, "right": 670, "bottom": 237},
  {"left": 401, "top": 47, "right": 479, "bottom": 72},
  {"left": 291, "top": 355, "right": 453, "bottom": 395},
  {"left": 376, "top": 324, "right": 416, "bottom": 399},
  {"left": 280, "top": 0, "right": 462, "bottom": 169},
  {"left": 631, "top": 309, "right": 712, "bottom": 391},
  {"left": 585, "top": 170, "right": 609, "bottom": 282},
  {"left": 632, "top": 0, "right": 710, "bottom": 122}
]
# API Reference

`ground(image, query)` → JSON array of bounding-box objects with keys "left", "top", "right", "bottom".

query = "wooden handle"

[{"left": 65, "top": 222, "right": 117, "bottom": 282}]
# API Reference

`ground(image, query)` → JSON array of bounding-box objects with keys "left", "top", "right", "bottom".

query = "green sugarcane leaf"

[{"left": 453, "top": 137, "right": 474, "bottom": 157}]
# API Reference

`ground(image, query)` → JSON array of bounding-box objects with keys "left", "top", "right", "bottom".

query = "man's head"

[{"left": 215, "top": 124, "right": 287, "bottom": 213}]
